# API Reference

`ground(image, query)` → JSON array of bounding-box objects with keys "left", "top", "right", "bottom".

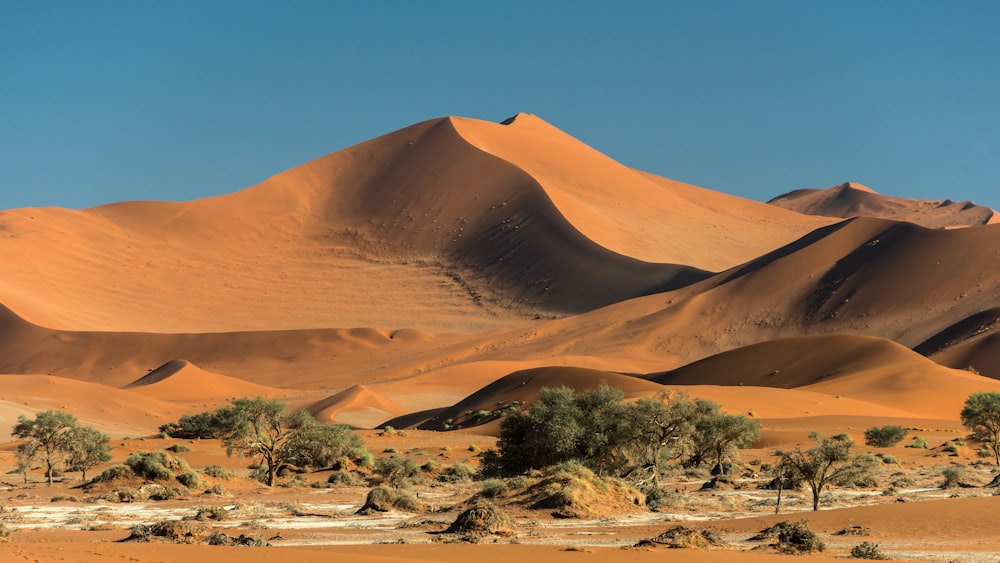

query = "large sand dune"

[{"left": 0, "top": 115, "right": 831, "bottom": 335}]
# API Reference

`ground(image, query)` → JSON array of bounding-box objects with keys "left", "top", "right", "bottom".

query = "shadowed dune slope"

[
  {"left": 0, "top": 114, "right": 831, "bottom": 335},
  {"left": 416, "top": 366, "right": 665, "bottom": 432},
  {"left": 768, "top": 182, "right": 999, "bottom": 228},
  {"left": 495, "top": 217, "right": 1000, "bottom": 368},
  {"left": 649, "top": 335, "right": 1000, "bottom": 418}
]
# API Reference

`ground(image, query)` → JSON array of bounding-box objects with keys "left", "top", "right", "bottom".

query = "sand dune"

[
  {"left": 650, "top": 335, "right": 1000, "bottom": 418},
  {"left": 769, "top": 181, "right": 999, "bottom": 228},
  {"left": 306, "top": 384, "right": 407, "bottom": 428},
  {"left": 123, "top": 359, "right": 282, "bottom": 403},
  {"left": 0, "top": 374, "right": 187, "bottom": 437},
  {"left": 0, "top": 115, "right": 831, "bottom": 335}
]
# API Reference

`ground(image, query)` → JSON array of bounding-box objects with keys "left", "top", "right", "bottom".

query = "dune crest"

[
  {"left": 123, "top": 359, "right": 281, "bottom": 403},
  {"left": 769, "top": 181, "right": 999, "bottom": 228}
]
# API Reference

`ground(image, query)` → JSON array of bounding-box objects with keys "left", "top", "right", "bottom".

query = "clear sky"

[{"left": 2, "top": 1, "right": 998, "bottom": 211}]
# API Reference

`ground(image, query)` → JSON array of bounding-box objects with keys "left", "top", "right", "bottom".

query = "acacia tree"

[
  {"left": 14, "top": 440, "right": 38, "bottom": 484},
  {"left": 695, "top": 410, "right": 762, "bottom": 475},
  {"left": 64, "top": 426, "right": 112, "bottom": 481},
  {"left": 11, "top": 410, "right": 79, "bottom": 486},
  {"left": 960, "top": 392, "right": 1000, "bottom": 466},
  {"left": 620, "top": 391, "right": 699, "bottom": 486},
  {"left": 214, "top": 397, "right": 365, "bottom": 486},
  {"left": 773, "top": 432, "right": 876, "bottom": 511}
]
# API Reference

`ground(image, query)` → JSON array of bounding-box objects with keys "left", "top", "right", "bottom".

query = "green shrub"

[
  {"left": 864, "top": 426, "right": 909, "bottom": 448},
  {"left": 479, "top": 478, "right": 510, "bottom": 498},
  {"left": 878, "top": 454, "right": 899, "bottom": 465},
  {"left": 207, "top": 484, "right": 228, "bottom": 496},
  {"left": 327, "top": 470, "right": 364, "bottom": 486},
  {"left": 203, "top": 465, "right": 234, "bottom": 480},
  {"left": 906, "top": 437, "right": 929, "bottom": 449},
  {"left": 438, "top": 462, "right": 476, "bottom": 483},
  {"left": 93, "top": 464, "right": 135, "bottom": 482},
  {"left": 124, "top": 451, "right": 189, "bottom": 481},
  {"left": 832, "top": 433, "right": 854, "bottom": 445},
  {"left": 373, "top": 456, "right": 420, "bottom": 488},
  {"left": 176, "top": 471, "right": 204, "bottom": 489},
  {"left": 165, "top": 444, "right": 191, "bottom": 453}
]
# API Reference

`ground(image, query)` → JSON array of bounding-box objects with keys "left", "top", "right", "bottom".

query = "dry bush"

[
  {"left": 355, "top": 486, "right": 424, "bottom": 515},
  {"left": 445, "top": 503, "right": 516, "bottom": 540},
  {"left": 850, "top": 541, "right": 890, "bottom": 559},
  {"left": 636, "top": 525, "right": 725, "bottom": 549},
  {"left": 751, "top": 520, "right": 824, "bottom": 554},
  {"left": 525, "top": 461, "right": 644, "bottom": 518},
  {"left": 123, "top": 520, "right": 207, "bottom": 544}
]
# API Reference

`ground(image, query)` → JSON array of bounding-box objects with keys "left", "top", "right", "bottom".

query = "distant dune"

[
  {"left": 649, "top": 335, "right": 1000, "bottom": 418},
  {"left": 769, "top": 182, "right": 999, "bottom": 228}
]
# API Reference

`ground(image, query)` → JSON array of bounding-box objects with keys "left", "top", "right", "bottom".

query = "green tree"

[
  {"left": 694, "top": 410, "right": 762, "bottom": 475},
  {"left": 11, "top": 410, "right": 78, "bottom": 486},
  {"left": 64, "top": 426, "right": 112, "bottom": 482},
  {"left": 960, "top": 391, "right": 1000, "bottom": 466},
  {"left": 14, "top": 440, "right": 38, "bottom": 484},
  {"left": 774, "top": 432, "right": 876, "bottom": 511},
  {"left": 619, "top": 391, "right": 698, "bottom": 486},
  {"left": 214, "top": 397, "right": 366, "bottom": 486}
]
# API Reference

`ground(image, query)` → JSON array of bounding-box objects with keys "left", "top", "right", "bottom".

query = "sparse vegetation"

[
  {"left": 773, "top": 432, "right": 877, "bottom": 511},
  {"left": 751, "top": 520, "right": 824, "bottom": 554},
  {"left": 11, "top": 410, "right": 111, "bottom": 486},
  {"left": 961, "top": 391, "right": 1000, "bottom": 465},
  {"left": 160, "top": 397, "right": 370, "bottom": 486},
  {"left": 485, "top": 385, "right": 758, "bottom": 485},
  {"left": 940, "top": 465, "right": 964, "bottom": 489},
  {"left": 906, "top": 436, "right": 929, "bottom": 449},
  {"left": 356, "top": 485, "right": 423, "bottom": 514},
  {"left": 446, "top": 503, "right": 516, "bottom": 540},
  {"left": 864, "top": 425, "right": 909, "bottom": 448},
  {"left": 851, "top": 541, "right": 890, "bottom": 559}
]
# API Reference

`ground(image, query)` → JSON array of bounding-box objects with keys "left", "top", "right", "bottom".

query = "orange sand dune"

[
  {"left": 123, "top": 359, "right": 283, "bottom": 404},
  {"left": 481, "top": 217, "right": 1000, "bottom": 371},
  {"left": 0, "top": 374, "right": 190, "bottom": 437},
  {"left": 650, "top": 335, "right": 1000, "bottom": 418},
  {"left": 306, "top": 384, "right": 407, "bottom": 428},
  {"left": 0, "top": 114, "right": 829, "bottom": 335},
  {"left": 769, "top": 181, "right": 999, "bottom": 228},
  {"left": 452, "top": 113, "right": 831, "bottom": 270}
]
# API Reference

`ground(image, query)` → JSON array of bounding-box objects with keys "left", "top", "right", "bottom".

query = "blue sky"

[{"left": 1, "top": 1, "right": 998, "bottom": 211}]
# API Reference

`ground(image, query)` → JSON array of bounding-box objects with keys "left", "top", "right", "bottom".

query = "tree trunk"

[
  {"left": 46, "top": 461, "right": 54, "bottom": 486},
  {"left": 775, "top": 473, "right": 784, "bottom": 514},
  {"left": 812, "top": 487, "right": 820, "bottom": 511}
]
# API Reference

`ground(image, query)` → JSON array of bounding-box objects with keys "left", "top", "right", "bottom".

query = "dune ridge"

[{"left": 769, "top": 182, "right": 999, "bottom": 228}]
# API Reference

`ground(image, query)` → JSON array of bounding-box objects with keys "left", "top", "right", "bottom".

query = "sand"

[{"left": 2, "top": 113, "right": 999, "bottom": 561}]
